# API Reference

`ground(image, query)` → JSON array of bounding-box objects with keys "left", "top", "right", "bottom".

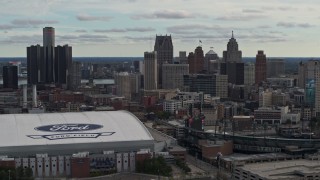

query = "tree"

[
  {"left": 285, "top": 119, "right": 291, "bottom": 125},
  {"left": 25, "top": 167, "right": 33, "bottom": 178},
  {"left": 0, "top": 170, "right": 8, "bottom": 180},
  {"left": 16, "top": 166, "right": 34, "bottom": 180},
  {"left": 16, "top": 166, "right": 24, "bottom": 179},
  {"left": 136, "top": 156, "right": 172, "bottom": 177}
]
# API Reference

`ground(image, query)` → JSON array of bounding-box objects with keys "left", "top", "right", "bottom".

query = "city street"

[{"left": 185, "top": 154, "right": 231, "bottom": 179}]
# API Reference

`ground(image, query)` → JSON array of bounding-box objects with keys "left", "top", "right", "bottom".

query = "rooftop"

[
  {"left": 238, "top": 159, "right": 320, "bottom": 179},
  {"left": 0, "top": 111, "right": 154, "bottom": 149}
]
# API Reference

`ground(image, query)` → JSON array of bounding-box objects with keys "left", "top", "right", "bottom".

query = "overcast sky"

[{"left": 0, "top": 0, "right": 320, "bottom": 57}]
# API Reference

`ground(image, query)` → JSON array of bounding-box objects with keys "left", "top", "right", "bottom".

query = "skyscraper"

[
  {"left": 223, "top": 31, "right": 242, "bottom": 63},
  {"left": 255, "top": 50, "right": 267, "bottom": 85},
  {"left": 204, "top": 48, "right": 219, "bottom": 73},
  {"left": 154, "top": 35, "right": 173, "bottom": 88},
  {"left": 68, "top": 62, "right": 81, "bottom": 90},
  {"left": 2, "top": 65, "right": 18, "bottom": 89},
  {"left": 162, "top": 64, "right": 189, "bottom": 89},
  {"left": 115, "top": 72, "right": 131, "bottom": 100},
  {"left": 301, "top": 60, "right": 320, "bottom": 108},
  {"left": 27, "top": 27, "right": 73, "bottom": 88},
  {"left": 244, "top": 63, "right": 255, "bottom": 86},
  {"left": 55, "top": 45, "right": 72, "bottom": 84},
  {"left": 183, "top": 74, "right": 227, "bottom": 98},
  {"left": 220, "top": 32, "right": 244, "bottom": 85},
  {"left": 27, "top": 45, "right": 43, "bottom": 84},
  {"left": 298, "top": 60, "right": 320, "bottom": 89},
  {"left": 267, "top": 59, "right": 285, "bottom": 78},
  {"left": 144, "top": 51, "right": 157, "bottom": 90},
  {"left": 43, "top": 27, "right": 55, "bottom": 47},
  {"left": 43, "top": 27, "right": 55, "bottom": 83},
  {"left": 188, "top": 46, "right": 204, "bottom": 74},
  {"left": 179, "top": 51, "right": 188, "bottom": 64},
  {"left": 220, "top": 62, "right": 244, "bottom": 85}
]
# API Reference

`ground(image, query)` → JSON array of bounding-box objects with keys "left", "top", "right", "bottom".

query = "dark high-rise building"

[
  {"left": 55, "top": 45, "right": 72, "bottom": 84},
  {"left": 144, "top": 51, "right": 157, "bottom": 90},
  {"left": 43, "top": 27, "right": 55, "bottom": 83},
  {"left": 27, "top": 45, "right": 44, "bottom": 84},
  {"left": 27, "top": 27, "right": 73, "bottom": 88},
  {"left": 188, "top": 46, "right": 204, "bottom": 74},
  {"left": 183, "top": 74, "right": 227, "bottom": 98},
  {"left": 133, "top": 60, "right": 140, "bottom": 72},
  {"left": 154, "top": 35, "right": 173, "bottom": 88},
  {"left": 255, "top": 50, "right": 267, "bottom": 84},
  {"left": 220, "top": 62, "right": 244, "bottom": 85},
  {"left": 3, "top": 65, "right": 18, "bottom": 89},
  {"left": 221, "top": 31, "right": 244, "bottom": 85},
  {"left": 223, "top": 31, "right": 242, "bottom": 63}
]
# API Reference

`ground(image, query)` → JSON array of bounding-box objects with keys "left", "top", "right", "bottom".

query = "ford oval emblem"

[{"left": 35, "top": 124, "right": 103, "bottom": 132}]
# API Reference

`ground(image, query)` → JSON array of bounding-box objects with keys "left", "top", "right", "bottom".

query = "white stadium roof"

[{"left": 0, "top": 111, "right": 154, "bottom": 156}]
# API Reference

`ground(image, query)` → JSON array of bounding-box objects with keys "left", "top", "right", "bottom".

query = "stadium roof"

[{"left": 0, "top": 111, "right": 154, "bottom": 156}]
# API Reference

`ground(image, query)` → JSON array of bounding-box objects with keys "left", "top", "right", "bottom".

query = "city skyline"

[{"left": 0, "top": 0, "right": 320, "bottom": 57}]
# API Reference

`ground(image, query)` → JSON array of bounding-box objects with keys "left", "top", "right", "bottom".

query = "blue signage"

[{"left": 34, "top": 124, "right": 103, "bottom": 132}]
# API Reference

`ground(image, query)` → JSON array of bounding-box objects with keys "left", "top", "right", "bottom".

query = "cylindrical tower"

[
  {"left": 43, "top": 27, "right": 55, "bottom": 47},
  {"left": 43, "top": 27, "right": 55, "bottom": 83}
]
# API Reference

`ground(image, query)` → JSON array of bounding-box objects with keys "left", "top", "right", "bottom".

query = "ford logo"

[{"left": 35, "top": 124, "right": 103, "bottom": 132}]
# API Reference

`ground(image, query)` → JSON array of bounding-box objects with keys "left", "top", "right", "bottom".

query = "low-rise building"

[
  {"left": 163, "top": 100, "right": 182, "bottom": 114},
  {"left": 254, "top": 106, "right": 288, "bottom": 124},
  {"left": 198, "top": 140, "right": 233, "bottom": 164},
  {"left": 267, "top": 77, "right": 295, "bottom": 88},
  {"left": 232, "top": 116, "right": 254, "bottom": 131}
]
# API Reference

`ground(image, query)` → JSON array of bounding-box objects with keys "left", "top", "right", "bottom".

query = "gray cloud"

[
  {"left": 261, "top": 6, "right": 299, "bottom": 12},
  {"left": 11, "top": 19, "right": 58, "bottom": 26},
  {"left": 95, "top": 28, "right": 126, "bottom": 33},
  {"left": 124, "top": 36, "right": 152, "bottom": 42},
  {"left": 242, "top": 9, "right": 263, "bottom": 13},
  {"left": 257, "top": 25, "right": 271, "bottom": 29},
  {"left": 0, "top": 19, "right": 58, "bottom": 31},
  {"left": 277, "top": 22, "right": 295, "bottom": 28},
  {"left": 75, "top": 29, "right": 87, "bottom": 33},
  {"left": 167, "top": 24, "right": 218, "bottom": 34},
  {"left": 76, "top": 14, "right": 112, "bottom": 21},
  {"left": 278, "top": 6, "right": 298, "bottom": 11},
  {"left": 132, "top": 10, "right": 196, "bottom": 20},
  {"left": 0, "top": 34, "right": 42, "bottom": 44},
  {"left": 126, "top": 27, "right": 155, "bottom": 32},
  {"left": 277, "top": 22, "right": 315, "bottom": 28},
  {"left": 216, "top": 14, "right": 266, "bottom": 21},
  {"left": 0, "top": 24, "right": 16, "bottom": 30},
  {"left": 166, "top": 24, "right": 246, "bottom": 35},
  {"left": 297, "top": 23, "right": 314, "bottom": 28},
  {"left": 94, "top": 27, "right": 155, "bottom": 33},
  {"left": 55, "top": 34, "right": 110, "bottom": 44}
]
